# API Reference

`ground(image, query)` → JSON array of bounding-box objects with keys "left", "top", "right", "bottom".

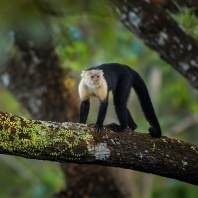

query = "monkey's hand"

[
  {"left": 94, "top": 123, "right": 103, "bottom": 134},
  {"left": 149, "top": 127, "right": 161, "bottom": 138}
]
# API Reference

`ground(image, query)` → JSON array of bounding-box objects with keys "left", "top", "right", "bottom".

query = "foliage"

[
  {"left": 169, "top": 6, "right": 198, "bottom": 38},
  {"left": 0, "top": 2, "right": 198, "bottom": 197}
]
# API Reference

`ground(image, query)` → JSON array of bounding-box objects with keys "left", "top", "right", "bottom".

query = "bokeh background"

[{"left": 0, "top": 2, "right": 198, "bottom": 197}]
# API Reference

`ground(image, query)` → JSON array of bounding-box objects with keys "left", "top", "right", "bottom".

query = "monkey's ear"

[
  {"left": 99, "top": 70, "right": 104, "bottom": 75},
  {"left": 80, "top": 71, "right": 85, "bottom": 77}
]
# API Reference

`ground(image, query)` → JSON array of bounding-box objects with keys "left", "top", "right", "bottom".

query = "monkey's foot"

[
  {"left": 106, "top": 123, "right": 137, "bottom": 132},
  {"left": 94, "top": 124, "right": 103, "bottom": 134},
  {"left": 106, "top": 123, "right": 127, "bottom": 132},
  {"left": 128, "top": 122, "right": 137, "bottom": 130},
  {"left": 149, "top": 127, "right": 161, "bottom": 138}
]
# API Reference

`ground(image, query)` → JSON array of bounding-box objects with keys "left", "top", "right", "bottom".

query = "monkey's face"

[{"left": 82, "top": 70, "right": 103, "bottom": 88}]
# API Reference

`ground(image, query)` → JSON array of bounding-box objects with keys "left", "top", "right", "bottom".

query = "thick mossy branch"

[
  {"left": 0, "top": 111, "right": 198, "bottom": 185},
  {"left": 0, "top": 111, "right": 93, "bottom": 162}
]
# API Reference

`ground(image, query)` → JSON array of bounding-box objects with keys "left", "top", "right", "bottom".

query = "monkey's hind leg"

[
  {"left": 106, "top": 109, "right": 137, "bottom": 131},
  {"left": 127, "top": 109, "right": 137, "bottom": 130},
  {"left": 107, "top": 80, "right": 132, "bottom": 132}
]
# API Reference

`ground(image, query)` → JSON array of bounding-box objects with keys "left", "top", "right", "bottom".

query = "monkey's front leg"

[
  {"left": 79, "top": 99, "right": 90, "bottom": 123},
  {"left": 95, "top": 99, "right": 108, "bottom": 134}
]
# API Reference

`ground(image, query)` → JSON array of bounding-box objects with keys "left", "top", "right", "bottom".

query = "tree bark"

[
  {"left": 0, "top": 111, "right": 198, "bottom": 186},
  {"left": 113, "top": 0, "right": 198, "bottom": 88}
]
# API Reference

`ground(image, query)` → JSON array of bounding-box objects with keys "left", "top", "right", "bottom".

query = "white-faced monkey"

[{"left": 78, "top": 63, "right": 161, "bottom": 138}]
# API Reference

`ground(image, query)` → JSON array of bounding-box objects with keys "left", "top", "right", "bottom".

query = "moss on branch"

[
  {"left": 0, "top": 111, "right": 198, "bottom": 185},
  {"left": 0, "top": 111, "right": 93, "bottom": 161}
]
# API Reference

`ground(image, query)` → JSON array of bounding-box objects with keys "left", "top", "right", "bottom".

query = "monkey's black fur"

[{"left": 79, "top": 63, "right": 162, "bottom": 138}]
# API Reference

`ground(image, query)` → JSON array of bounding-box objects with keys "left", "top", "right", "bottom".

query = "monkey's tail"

[{"left": 132, "top": 70, "right": 162, "bottom": 138}]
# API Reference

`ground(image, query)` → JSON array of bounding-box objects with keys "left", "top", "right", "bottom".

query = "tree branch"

[
  {"left": 0, "top": 111, "right": 198, "bottom": 185},
  {"left": 112, "top": 0, "right": 198, "bottom": 88}
]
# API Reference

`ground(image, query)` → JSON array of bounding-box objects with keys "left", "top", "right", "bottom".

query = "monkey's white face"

[{"left": 81, "top": 70, "right": 103, "bottom": 88}]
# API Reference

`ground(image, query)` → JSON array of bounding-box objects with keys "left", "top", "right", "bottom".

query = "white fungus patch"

[
  {"left": 1, "top": 73, "right": 10, "bottom": 87},
  {"left": 191, "top": 146, "right": 196, "bottom": 151},
  {"left": 190, "top": 60, "right": 198, "bottom": 67},
  {"left": 182, "top": 160, "right": 188, "bottom": 166},
  {"left": 89, "top": 142, "right": 110, "bottom": 160},
  {"left": 179, "top": 62, "right": 189, "bottom": 71},
  {"left": 113, "top": 138, "right": 121, "bottom": 145},
  {"left": 162, "top": 138, "right": 167, "bottom": 143},
  {"left": 139, "top": 152, "right": 143, "bottom": 159},
  {"left": 158, "top": 31, "right": 168, "bottom": 45},
  {"left": 187, "top": 44, "right": 192, "bottom": 51},
  {"left": 129, "top": 12, "right": 141, "bottom": 28},
  {"left": 29, "top": 98, "right": 42, "bottom": 114},
  {"left": 110, "top": 139, "right": 116, "bottom": 145},
  {"left": 30, "top": 50, "right": 40, "bottom": 65},
  {"left": 46, "top": 121, "right": 60, "bottom": 128}
]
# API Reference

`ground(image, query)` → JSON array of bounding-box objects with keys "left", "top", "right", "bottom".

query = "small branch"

[
  {"left": 113, "top": 0, "right": 198, "bottom": 88},
  {"left": 0, "top": 111, "right": 198, "bottom": 185}
]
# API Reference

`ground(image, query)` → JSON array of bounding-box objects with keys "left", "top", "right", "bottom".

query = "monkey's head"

[{"left": 81, "top": 70, "right": 104, "bottom": 88}]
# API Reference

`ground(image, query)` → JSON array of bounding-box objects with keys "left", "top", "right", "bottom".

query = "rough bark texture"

[
  {"left": 114, "top": 0, "right": 198, "bottom": 88},
  {"left": 0, "top": 111, "right": 198, "bottom": 186}
]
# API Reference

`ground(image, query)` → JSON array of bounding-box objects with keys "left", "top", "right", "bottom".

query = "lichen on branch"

[
  {"left": 0, "top": 111, "right": 198, "bottom": 185},
  {"left": 0, "top": 111, "right": 93, "bottom": 161}
]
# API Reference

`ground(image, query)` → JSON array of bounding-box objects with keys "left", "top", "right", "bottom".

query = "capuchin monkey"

[{"left": 78, "top": 63, "right": 161, "bottom": 138}]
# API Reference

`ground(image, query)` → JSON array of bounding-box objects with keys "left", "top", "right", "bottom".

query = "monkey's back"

[{"left": 86, "top": 63, "right": 134, "bottom": 91}]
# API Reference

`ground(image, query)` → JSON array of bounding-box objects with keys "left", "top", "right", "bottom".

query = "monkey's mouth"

[{"left": 91, "top": 83, "right": 100, "bottom": 87}]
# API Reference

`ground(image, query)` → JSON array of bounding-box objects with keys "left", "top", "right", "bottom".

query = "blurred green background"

[{"left": 0, "top": 2, "right": 198, "bottom": 197}]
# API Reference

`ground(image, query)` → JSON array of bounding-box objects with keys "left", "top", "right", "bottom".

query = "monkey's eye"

[
  {"left": 97, "top": 76, "right": 99, "bottom": 78},
  {"left": 91, "top": 75, "right": 94, "bottom": 79}
]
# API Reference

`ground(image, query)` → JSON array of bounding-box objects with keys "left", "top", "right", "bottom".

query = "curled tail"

[{"left": 132, "top": 70, "right": 162, "bottom": 138}]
